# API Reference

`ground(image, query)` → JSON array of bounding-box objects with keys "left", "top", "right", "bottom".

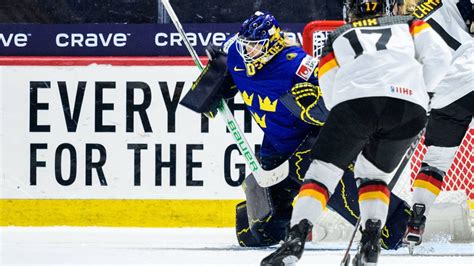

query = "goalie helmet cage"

[{"left": 303, "top": 20, "right": 473, "bottom": 243}]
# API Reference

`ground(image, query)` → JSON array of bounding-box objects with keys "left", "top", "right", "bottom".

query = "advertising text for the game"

[{"left": 1, "top": 65, "right": 263, "bottom": 199}]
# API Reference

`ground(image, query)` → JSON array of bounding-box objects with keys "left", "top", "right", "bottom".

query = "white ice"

[{"left": 1, "top": 227, "right": 473, "bottom": 265}]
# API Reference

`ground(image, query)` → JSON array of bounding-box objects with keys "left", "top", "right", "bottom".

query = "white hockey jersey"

[
  {"left": 413, "top": 0, "right": 474, "bottom": 109},
  {"left": 318, "top": 16, "right": 452, "bottom": 111}
]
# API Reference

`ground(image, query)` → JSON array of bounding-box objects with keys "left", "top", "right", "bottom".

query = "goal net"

[{"left": 303, "top": 20, "right": 473, "bottom": 243}]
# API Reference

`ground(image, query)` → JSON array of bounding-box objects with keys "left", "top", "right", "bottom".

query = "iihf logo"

[{"left": 390, "top": 85, "right": 413, "bottom": 96}]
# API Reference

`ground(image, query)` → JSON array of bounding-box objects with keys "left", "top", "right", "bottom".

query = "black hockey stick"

[
  {"left": 388, "top": 128, "right": 426, "bottom": 189},
  {"left": 340, "top": 128, "right": 425, "bottom": 266},
  {"left": 340, "top": 217, "right": 361, "bottom": 266}
]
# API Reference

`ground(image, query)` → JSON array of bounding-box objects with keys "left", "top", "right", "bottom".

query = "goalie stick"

[
  {"left": 160, "top": 0, "right": 289, "bottom": 187},
  {"left": 340, "top": 128, "right": 425, "bottom": 266}
]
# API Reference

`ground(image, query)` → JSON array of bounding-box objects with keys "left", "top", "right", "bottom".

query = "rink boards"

[{"left": 0, "top": 57, "right": 255, "bottom": 227}]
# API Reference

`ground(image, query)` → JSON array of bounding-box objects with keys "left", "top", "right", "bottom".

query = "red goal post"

[
  {"left": 302, "top": 20, "right": 474, "bottom": 203},
  {"left": 302, "top": 20, "right": 345, "bottom": 59}
]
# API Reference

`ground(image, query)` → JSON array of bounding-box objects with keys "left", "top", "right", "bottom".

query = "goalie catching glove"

[{"left": 180, "top": 45, "right": 238, "bottom": 118}]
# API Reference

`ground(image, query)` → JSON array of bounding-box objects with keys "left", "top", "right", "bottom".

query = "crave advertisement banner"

[{"left": 0, "top": 23, "right": 305, "bottom": 56}]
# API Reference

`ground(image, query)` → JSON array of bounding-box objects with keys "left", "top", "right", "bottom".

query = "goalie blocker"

[
  {"left": 236, "top": 133, "right": 412, "bottom": 250},
  {"left": 180, "top": 45, "right": 238, "bottom": 118}
]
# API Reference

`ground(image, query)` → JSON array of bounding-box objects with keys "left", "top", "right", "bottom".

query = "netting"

[
  {"left": 393, "top": 125, "right": 474, "bottom": 203},
  {"left": 302, "top": 20, "right": 345, "bottom": 60}
]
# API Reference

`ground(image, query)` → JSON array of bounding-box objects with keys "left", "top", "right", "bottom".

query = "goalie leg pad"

[
  {"left": 236, "top": 173, "right": 300, "bottom": 247},
  {"left": 382, "top": 198, "right": 411, "bottom": 250},
  {"left": 235, "top": 200, "right": 290, "bottom": 247},
  {"left": 327, "top": 172, "right": 410, "bottom": 250},
  {"left": 242, "top": 173, "right": 274, "bottom": 234},
  {"left": 236, "top": 201, "right": 267, "bottom": 247},
  {"left": 286, "top": 132, "right": 320, "bottom": 184}
]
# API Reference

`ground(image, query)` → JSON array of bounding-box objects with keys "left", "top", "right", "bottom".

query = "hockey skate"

[
  {"left": 260, "top": 219, "right": 312, "bottom": 266},
  {"left": 352, "top": 219, "right": 382, "bottom": 266},
  {"left": 403, "top": 203, "right": 426, "bottom": 254}
]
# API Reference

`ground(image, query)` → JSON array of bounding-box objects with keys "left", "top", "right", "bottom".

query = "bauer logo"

[
  {"left": 0, "top": 33, "right": 30, "bottom": 47},
  {"left": 390, "top": 86, "right": 413, "bottom": 96},
  {"left": 55, "top": 33, "right": 130, "bottom": 47}
]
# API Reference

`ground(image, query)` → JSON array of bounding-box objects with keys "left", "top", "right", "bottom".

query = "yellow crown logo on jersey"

[
  {"left": 251, "top": 112, "right": 267, "bottom": 128},
  {"left": 241, "top": 91, "right": 254, "bottom": 106},
  {"left": 258, "top": 95, "right": 278, "bottom": 112}
]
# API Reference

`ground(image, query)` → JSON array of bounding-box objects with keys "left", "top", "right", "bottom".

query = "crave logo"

[
  {"left": 0, "top": 33, "right": 30, "bottom": 47},
  {"left": 56, "top": 33, "right": 130, "bottom": 47},
  {"left": 390, "top": 85, "right": 413, "bottom": 96}
]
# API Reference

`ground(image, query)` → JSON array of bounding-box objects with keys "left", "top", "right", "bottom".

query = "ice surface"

[{"left": 1, "top": 227, "right": 472, "bottom": 265}]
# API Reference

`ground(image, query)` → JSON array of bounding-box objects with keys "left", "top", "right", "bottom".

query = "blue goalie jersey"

[{"left": 225, "top": 37, "right": 328, "bottom": 157}]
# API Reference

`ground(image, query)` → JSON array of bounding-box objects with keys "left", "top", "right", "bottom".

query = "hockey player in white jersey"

[
  {"left": 404, "top": 0, "right": 474, "bottom": 248},
  {"left": 261, "top": 0, "right": 452, "bottom": 265}
]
